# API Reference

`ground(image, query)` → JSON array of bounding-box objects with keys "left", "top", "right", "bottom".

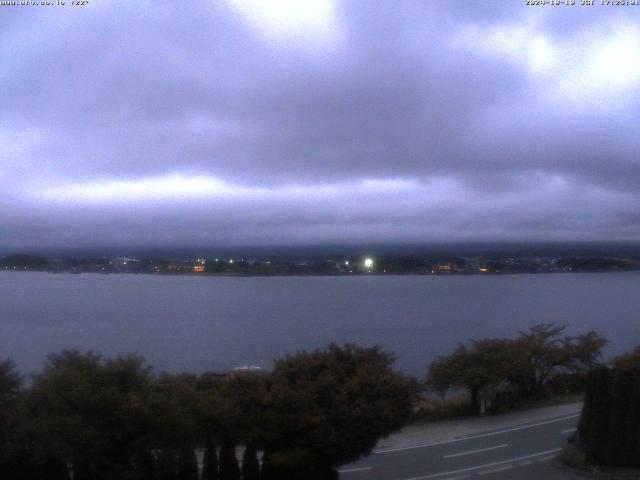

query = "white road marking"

[
  {"left": 562, "top": 428, "right": 577, "bottom": 434},
  {"left": 443, "top": 444, "right": 507, "bottom": 459},
  {"left": 441, "top": 475, "right": 470, "bottom": 480},
  {"left": 375, "top": 414, "right": 579, "bottom": 454},
  {"left": 338, "top": 466, "right": 372, "bottom": 474},
  {"left": 478, "top": 464, "right": 513, "bottom": 475},
  {"left": 397, "top": 448, "right": 562, "bottom": 480}
]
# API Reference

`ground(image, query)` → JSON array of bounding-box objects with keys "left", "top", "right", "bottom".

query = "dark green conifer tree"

[
  {"left": 621, "top": 367, "right": 640, "bottom": 467},
  {"left": 177, "top": 446, "right": 199, "bottom": 480},
  {"left": 218, "top": 439, "right": 240, "bottom": 480},
  {"left": 606, "top": 368, "right": 634, "bottom": 465},
  {"left": 241, "top": 444, "right": 260, "bottom": 480},
  {"left": 201, "top": 432, "right": 219, "bottom": 480},
  {"left": 5, "top": 452, "right": 70, "bottom": 480},
  {"left": 157, "top": 449, "right": 179, "bottom": 480},
  {"left": 42, "top": 457, "right": 71, "bottom": 480},
  {"left": 259, "top": 450, "right": 275, "bottom": 480},
  {"left": 72, "top": 461, "right": 94, "bottom": 480},
  {"left": 579, "top": 366, "right": 612, "bottom": 464},
  {"left": 577, "top": 359, "right": 640, "bottom": 467}
]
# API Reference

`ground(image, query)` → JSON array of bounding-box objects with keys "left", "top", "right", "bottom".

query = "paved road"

[{"left": 339, "top": 413, "right": 580, "bottom": 480}]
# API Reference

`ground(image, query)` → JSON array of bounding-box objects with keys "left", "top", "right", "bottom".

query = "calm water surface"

[{"left": 1, "top": 271, "right": 639, "bottom": 376}]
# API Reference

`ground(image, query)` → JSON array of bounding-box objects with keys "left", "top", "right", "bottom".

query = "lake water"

[{"left": 1, "top": 271, "right": 639, "bottom": 377}]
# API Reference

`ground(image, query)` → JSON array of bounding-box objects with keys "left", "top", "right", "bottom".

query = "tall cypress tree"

[
  {"left": 72, "top": 460, "right": 93, "bottom": 480},
  {"left": 258, "top": 451, "right": 298, "bottom": 480},
  {"left": 259, "top": 450, "right": 274, "bottom": 480},
  {"left": 201, "top": 432, "right": 219, "bottom": 480},
  {"left": 177, "top": 446, "right": 199, "bottom": 480},
  {"left": 16, "top": 455, "right": 71, "bottom": 480},
  {"left": 624, "top": 367, "right": 640, "bottom": 468},
  {"left": 137, "top": 450, "right": 157, "bottom": 480},
  {"left": 578, "top": 361, "right": 640, "bottom": 467},
  {"left": 241, "top": 444, "right": 259, "bottom": 480},
  {"left": 157, "top": 449, "right": 179, "bottom": 480},
  {"left": 606, "top": 368, "right": 633, "bottom": 465},
  {"left": 218, "top": 439, "right": 240, "bottom": 480},
  {"left": 580, "top": 366, "right": 612, "bottom": 464},
  {"left": 577, "top": 369, "right": 595, "bottom": 441},
  {"left": 42, "top": 457, "right": 70, "bottom": 480}
]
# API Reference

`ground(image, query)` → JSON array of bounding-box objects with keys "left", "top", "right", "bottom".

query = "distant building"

[
  {"left": 437, "top": 263, "right": 454, "bottom": 273},
  {"left": 233, "top": 365, "right": 264, "bottom": 373}
]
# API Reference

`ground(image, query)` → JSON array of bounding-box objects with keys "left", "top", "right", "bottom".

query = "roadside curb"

[{"left": 375, "top": 402, "right": 583, "bottom": 452}]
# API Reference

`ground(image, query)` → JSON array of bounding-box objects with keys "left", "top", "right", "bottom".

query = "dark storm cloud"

[{"left": 1, "top": 0, "right": 640, "bottom": 248}]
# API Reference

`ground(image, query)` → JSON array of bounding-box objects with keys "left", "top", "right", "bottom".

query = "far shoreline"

[{"left": 3, "top": 269, "right": 640, "bottom": 279}]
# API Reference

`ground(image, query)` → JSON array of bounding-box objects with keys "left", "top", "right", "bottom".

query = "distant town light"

[
  {"left": 364, "top": 257, "right": 374, "bottom": 269},
  {"left": 344, "top": 260, "right": 349, "bottom": 265},
  {"left": 229, "top": 259, "right": 234, "bottom": 264}
]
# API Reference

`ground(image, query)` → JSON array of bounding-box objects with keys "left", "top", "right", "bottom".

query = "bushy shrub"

[
  {"left": 559, "top": 444, "right": 590, "bottom": 471},
  {"left": 427, "top": 324, "right": 608, "bottom": 415},
  {"left": 577, "top": 347, "right": 640, "bottom": 468},
  {"left": 0, "top": 344, "right": 418, "bottom": 479},
  {"left": 412, "top": 393, "right": 472, "bottom": 422}
]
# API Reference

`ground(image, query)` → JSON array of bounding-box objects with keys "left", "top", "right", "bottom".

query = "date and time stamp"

[
  {"left": 0, "top": 1, "right": 89, "bottom": 6},
  {"left": 2, "top": 0, "right": 638, "bottom": 7},
  {"left": 526, "top": 0, "right": 640, "bottom": 5},
  {"left": 2, "top": 0, "right": 638, "bottom": 8}
]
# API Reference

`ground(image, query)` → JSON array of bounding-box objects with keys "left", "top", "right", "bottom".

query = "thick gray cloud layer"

[{"left": 1, "top": 0, "right": 640, "bottom": 248}]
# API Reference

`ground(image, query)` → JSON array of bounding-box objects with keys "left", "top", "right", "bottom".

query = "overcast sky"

[{"left": 2, "top": 0, "right": 640, "bottom": 249}]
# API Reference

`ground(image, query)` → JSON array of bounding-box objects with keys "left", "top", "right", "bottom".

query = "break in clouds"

[{"left": 2, "top": 0, "right": 640, "bottom": 248}]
